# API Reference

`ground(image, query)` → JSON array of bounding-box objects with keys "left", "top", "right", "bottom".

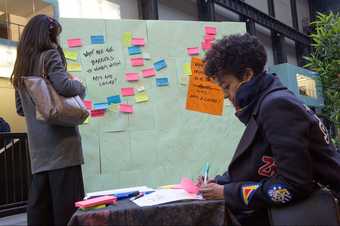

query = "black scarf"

[{"left": 235, "top": 72, "right": 275, "bottom": 125}]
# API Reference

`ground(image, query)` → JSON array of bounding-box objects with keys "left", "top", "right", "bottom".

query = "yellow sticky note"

[
  {"left": 135, "top": 91, "right": 149, "bottom": 103},
  {"left": 108, "top": 104, "right": 119, "bottom": 112},
  {"left": 122, "top": 32, "right": 132, "bottom": 47},
  {"left": 183, "top": 63, "right": 192, "bottom": 76},
  {"left": 64, "top": 50, "right": 78, "bottom": 61},
  {"left": 67, "top": 63, "right": 82, "bottom": 72},
  {"left": 179, "top": 74, "right": 189, "bottom": 86},
  {"left": 83, "top": 116, "right": 90, "bottom": 124}
]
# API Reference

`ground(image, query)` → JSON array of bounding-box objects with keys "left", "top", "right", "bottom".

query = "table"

[{"left": 68, "top": 199, "right": 228, "bottom": 226}]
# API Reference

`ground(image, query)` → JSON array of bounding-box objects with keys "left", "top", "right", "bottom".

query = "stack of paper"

[{"left": 133, "top": 189, "right": 202, "bottom": 207}]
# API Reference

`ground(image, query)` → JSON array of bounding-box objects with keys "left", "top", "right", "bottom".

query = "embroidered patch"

[
  {"left": 258, "top": 156, "right": 277, "bottom": 177},
  {"left": 241, "top": 183, "right": 261, "bottom": 205},
  {"left": 267, "top": 184, "right": 292, "bottom": 203}
]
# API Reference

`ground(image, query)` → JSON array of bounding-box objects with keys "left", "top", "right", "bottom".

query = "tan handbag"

[{"left": 22, "top": 52, "right": 89, "bottom": 127}]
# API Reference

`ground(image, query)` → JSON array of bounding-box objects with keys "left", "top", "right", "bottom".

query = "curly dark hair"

[{"left": 204, "top": 33, "right": 267, "bottom": 80}]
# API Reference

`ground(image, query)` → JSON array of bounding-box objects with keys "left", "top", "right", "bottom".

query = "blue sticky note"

[
  {"left": 93, "top": 102, "right": 108, "bottom": 110},
  {"left": 153, "top": 59, "right": 167, "bottom": 71},
  {"left": 156, "top": 77, "right": 169, "bottom": 87},
  {"left": 107, "top": 95, "right": 121, "bottom": 104},
  {"left": 128, "top": 46, "right": 141, "bottom": 55},
  {"left": 91, "top": 35, "right": 105, "bottom": 44}
]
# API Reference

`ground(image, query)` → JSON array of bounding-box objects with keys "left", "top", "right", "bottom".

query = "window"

[{"left": 296, "top": 73, "right": 317, "bottom": 98}]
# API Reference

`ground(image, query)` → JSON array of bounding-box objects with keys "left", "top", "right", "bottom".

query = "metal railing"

[
  {"left": 0, "top": 20, "right": 25, "bottom": 42},
  {"left": 0, "top": 133, "right": 31, "bottom": 218}
]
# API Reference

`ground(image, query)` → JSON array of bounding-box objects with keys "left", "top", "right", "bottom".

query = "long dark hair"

[{"left": 11, "top": 14, "right": 66, "bottom": 88}]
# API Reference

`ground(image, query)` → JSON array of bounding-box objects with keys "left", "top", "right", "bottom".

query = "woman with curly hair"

[{"left": 198, "top": 33, "right": 340, "bottom": 225}]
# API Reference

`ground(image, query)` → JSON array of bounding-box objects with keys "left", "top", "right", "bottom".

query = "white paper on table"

[
  {"left": 133, "top": 189, "right": 203, "bottom": 207},
  {"left": 85, "top": 186, "right": 155, "bottom": 199}
]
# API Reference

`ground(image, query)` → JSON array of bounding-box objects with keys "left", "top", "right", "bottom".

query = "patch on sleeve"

[
  {"left": 241, "top": 183, "right": 261, "bottom": 205},
  {"left": 267, "top": 184, "right": 292, "bottom": 203}
]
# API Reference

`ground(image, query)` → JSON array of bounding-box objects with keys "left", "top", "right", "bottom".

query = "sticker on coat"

[
  {"left": 241, "top": 183, "right": 261, "bottom": 205},
  {"left": 267, "top": 184, "right": 292, "bottom": 203}
]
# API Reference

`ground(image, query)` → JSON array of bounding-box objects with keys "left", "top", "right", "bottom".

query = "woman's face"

[{"left": 213, "top": 69, "right": 254, "bottom": 107}]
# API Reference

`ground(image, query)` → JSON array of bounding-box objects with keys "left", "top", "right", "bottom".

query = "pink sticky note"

[
  {"left": 201, "top": 40, "right": 212, "bottom": 51},
  {"left": 75, "top": 195, "right": 117, "bottom": 208},
  {"left": 142, "top": 68, "right": 156, "bottom": 78},
  {"left": 125, "top": 72, "right": 139, "bottom": 82},
  {"left": 84, "top": 100, "right": 93, "bottom": 110},
  {"left": 130, "top": 57, "right": 144, "bottom": 67},
  {"left": 187, "top": 47, "right": 200, "bottom": 56},
  {"left": 67, "top": 38, "right": 82, "bottom": 48},
  {"left": 205, "top": 26, "right": 217, "bottom": 35},
  {"left": 121, "top": 87, "right": 135, "bottom": 96},
  {"left": 131, "top": 38, "right": 145, "bottom": 46},
  {"left": 204, "top": 34, "right": 216, "bottom": 41},
  {"left": 119, "top": 104, "right": 134, "bottom": 113},
  {"left": 91, "top": 109, "right": 105, "bottom": 117},
  {"left": 180, "top": 177, "right": 199, "bottom": 194}
]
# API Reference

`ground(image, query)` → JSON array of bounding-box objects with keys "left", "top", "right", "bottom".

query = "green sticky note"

[
  {"left": 122, "top": 32, "right": 132, "bottom": 47},
  {"left": 64, "top": 50, "right": 78, "bottom": 61},
  {"left": 67, "top": 63, "right": 82, "bottom": 72},
  {"left": 183, "top": 63, "right": 192, "bottom": 76}
]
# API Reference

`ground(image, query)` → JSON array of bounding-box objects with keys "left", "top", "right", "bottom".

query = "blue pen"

[{"left": 114, "top": 191, "right": 140, "bottom": 200}]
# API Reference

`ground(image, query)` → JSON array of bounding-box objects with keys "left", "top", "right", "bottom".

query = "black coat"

[{"left": 215, "top": 77, "right": 340, "bottom": 214}]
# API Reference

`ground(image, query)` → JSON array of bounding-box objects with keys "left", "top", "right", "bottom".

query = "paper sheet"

[
  {"left": 85, "top": 186, "right": 155, "bottom": 199},
  {"left": 133, "top": 189, "right": 202, "bottom": 207}
]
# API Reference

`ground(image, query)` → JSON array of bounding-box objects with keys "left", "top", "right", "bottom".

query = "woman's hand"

[
  {"left": 195, "top": 176, "right": 215, "bottom": 187},
  {"left": 199, "top": 183, "right": 225, "bottom": 200}
]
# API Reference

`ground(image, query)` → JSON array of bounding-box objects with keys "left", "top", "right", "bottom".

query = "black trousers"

[{"left": 27, "top": 165, "right": 84, "bottom": 226}]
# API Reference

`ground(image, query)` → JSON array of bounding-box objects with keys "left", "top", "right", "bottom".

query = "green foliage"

[{"left": 305, "top": 12, "right": 340, "bottom": 136}]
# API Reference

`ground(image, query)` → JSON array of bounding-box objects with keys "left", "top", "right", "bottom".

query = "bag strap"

[{"left": 39, "top": 51, "right": 47, "bottom": 78}]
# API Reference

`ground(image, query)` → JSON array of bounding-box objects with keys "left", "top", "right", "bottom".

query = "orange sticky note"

[
  {"left": 187, "top": 47, "right": 199, "bottom": 56},
  {"left": 131, "top": 57, "right": 144, "bottom": 67},
  {"left": 142, "top": 68, "right": 156, "bottom": 78},
  {"left": 125, "top": 73, "right": 139, "bottom": 82},
  {"left": 121, "top": 87, "right": 135, "bottom": 96},
  {"left": 131, "top": 37, "right": 145, "bottom": 46},
  {"left": 205, "top": 26, "right": 216, "bottom": 35},
  {"left": 67, "top": 38, "right": 82, "bottom": 48},
  {"left": 119, "top": 104, "right": 133, "bottom": 113},
  {"left": 186, "top": 57, "right": 224, "bottom": 116}
]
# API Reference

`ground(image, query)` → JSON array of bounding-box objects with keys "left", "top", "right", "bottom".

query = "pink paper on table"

[
  {"left": 187, "top": 47, "right": 200, "bottom": 56},
  {"left": 84, "top": 100, "right": 93, "bottom": 110},
  {"left": 125, "top": 73, "right": 139, "bottom": 82},
  {"left": 204, "top": 34, "right": 216, "bottom": 41},
  {"left": 75, "top": 195, "right": 117, "bottom": 208},
  {"left": 142, "top": 68, "right": 156, "bottom": 78},
  {"left": 130, "top": 57, "right": 144, "bottom": 67},
  {"left": 180, "top": 177, "right": 199, "bottom": 194},
  {"left": 119, "top": 104, "right": 134, "bottom": 113},
  {"left": 121, "top": 87, "right": 135, "bottom": 96},
  {"left": 67, "top": 38, "right": 82, "bottom": 48},
  {"left": 205, "top": 26, "right": 217, "bottom": 35},
  {"left": 131, "top": 37, "right": 145, "bottom": 46},
  {"left": 201, "top": 40, "right": 212, "bottom": 51}
]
